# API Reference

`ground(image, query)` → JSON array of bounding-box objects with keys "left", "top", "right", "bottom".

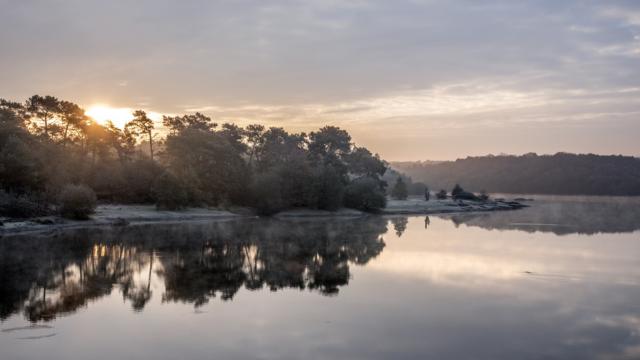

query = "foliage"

[
  {"left": 58, "top": 184, "right": 97, "bottom": 220},
  {"left": 451, "top": 184, "right": 478, "bottom": 200},
  {"left": 0, "top": 94, "right": 390, "bottom": 217},
  {"left": 382, "top": 167, "right": 425, "bottom": 195},
  {"left": 391, "top": 176, "right": 408, "bottom": 200},
  {"left": 343, "top": 177, "right": 387, "bottom": 211},
  {"left": 126, "top": 110, "right": 155, "bottom": 160},
  {"left": 250, "top": 170, "right": 285, "bottom": 215},
  {"left": 345, "top": 147, "right": 387, "bottom": 178},
  {"left": 436, "top": 189, "right": 447, "bottom": 200},
  {"left": 0, "top": 191, "right": 49, "bottom": 218},
  {"left": 308, "top": 126, "right": 351, "bottom": 163},
  {"left": 392, "top": 153, "right": 640, "bottom": 196},
  {"left": 0, "top": 134, "right": 42, "bottom": 193},
  {"left": 164, "top": 128, "right": 250, "bottom": 206},
  {"left": 25, "top": 95, "right": 60, "bottom": 138},
  {"left": 162, "top": 112, "right": 216, "bottom": 134},
  {"left": 120, "top": 159, "right": 164, "bottom": 203},
  {"left": 58, "top": 100, "right": 86, "bottom": 144},
  {"left": 309, "top": 164, "right": 346, "bottom": 210},
  {"left": 0, "top": 108, "right": 44, "bottom": 193},
  {"left": 153, "top": 172, "right": 189, "bottom": 210}
]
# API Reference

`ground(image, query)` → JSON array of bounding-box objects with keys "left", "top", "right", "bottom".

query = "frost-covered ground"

[
  {"left": 0, "top": 198, "right": 524, "bottom": 235},
  {"left": 383, "top": 197, "right": 526, "bottom": 215},
  {"left": 0, "top": 205, "right": 244, "bottom": 235}
]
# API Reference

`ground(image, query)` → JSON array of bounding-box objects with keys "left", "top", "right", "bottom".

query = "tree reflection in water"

[
  {"left": 390, "top": 217, "right": 408, "bottom": 237},
  {"left": 0, "top": 217, "right": 387, "bottom": 321}
]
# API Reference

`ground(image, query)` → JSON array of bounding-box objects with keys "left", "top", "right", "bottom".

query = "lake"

[{"left": 1, "top": 196, "right": 639, "bottom": 360}]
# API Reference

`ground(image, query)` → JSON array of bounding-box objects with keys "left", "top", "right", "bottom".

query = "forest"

[
  {"left": 393, "top": 153, "right": 640, "bottom": 196},
  {"left": 0, "top": 95, "right": 388, "bottom": 218}
]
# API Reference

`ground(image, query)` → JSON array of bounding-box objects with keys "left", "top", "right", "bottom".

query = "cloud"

[{"left": 1, "top": 0, "right": 639, "bottom": 159}]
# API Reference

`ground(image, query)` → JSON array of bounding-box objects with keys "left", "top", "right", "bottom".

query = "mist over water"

[
  {"left": 447, "top": 195, "right": 640, "bottom": 235},
  {"left": 1, "top": 197, "right": 639, "bottom": 360}
]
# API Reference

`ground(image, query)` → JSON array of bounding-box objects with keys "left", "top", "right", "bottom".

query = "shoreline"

[
  {"left": 381, "top": 198, "right": 527, "bottom": 215},
  {"left": 0, "top": 199, "right": 526, "bottom": 235},
  {"left": 0, "top": 205, "right": 248, "bottom": 236}
]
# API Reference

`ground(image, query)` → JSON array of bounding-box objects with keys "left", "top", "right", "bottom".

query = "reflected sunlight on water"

[{"left": 1, "top": 197, "right": 639, "bottom": 360}]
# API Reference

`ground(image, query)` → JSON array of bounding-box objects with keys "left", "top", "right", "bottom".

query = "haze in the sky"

[{"left": 1, "top": 0, "right": 639, "bottom": 160}]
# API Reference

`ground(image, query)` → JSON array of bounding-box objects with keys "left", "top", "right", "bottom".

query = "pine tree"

[{"left": 391, "top": 176, "right": 408, "bottom": 200}]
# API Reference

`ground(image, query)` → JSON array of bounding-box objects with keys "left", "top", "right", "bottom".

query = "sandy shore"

[{"left": 0, "top": 198, "right": 525, "bottom": 235}]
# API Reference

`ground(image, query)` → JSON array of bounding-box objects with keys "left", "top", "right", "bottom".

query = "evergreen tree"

[
  {"left": 391, "top": 177, "right": 408, "bottom": 200},
  {"left": 126, "top": 110, "right": 155, "bottom": 161},
  {"left": 451, "top": 184, "right": 464, "bottom": 198}
]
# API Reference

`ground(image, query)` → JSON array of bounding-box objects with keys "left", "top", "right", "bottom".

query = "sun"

[{"left": 86, "top": 105, "right": 134, "bottom": 128}]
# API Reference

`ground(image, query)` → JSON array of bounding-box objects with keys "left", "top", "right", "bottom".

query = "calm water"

[{"left": 1, "top": 196, "right": 639, "bottom": 360}]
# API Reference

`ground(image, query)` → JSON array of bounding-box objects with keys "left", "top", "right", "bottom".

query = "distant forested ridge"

[
  {"left": 0, "top": 95, "right": 388, "bottom": 218},
  {"left": 392, "top": 153, "right": 640, "bottom": 196}
]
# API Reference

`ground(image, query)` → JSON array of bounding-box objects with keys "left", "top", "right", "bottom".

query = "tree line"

[
  {"left": 393, "top": 153, "right": 640, "bottom": 196},
  {"left": 0, "top": 95, "right": 389, "bottom": 217}
]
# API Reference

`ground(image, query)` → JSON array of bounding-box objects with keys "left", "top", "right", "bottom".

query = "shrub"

[
  {"left": 436, "top": 189, "right": 447, "bottom": 200},
  {"left": 454, "top": 191, "right": 478, "bottom": 200},
  {"left": 451, "top": 184, "right": 478, "bottom": 200},
  {"left": 153, "top": 172, "right": 189, "bottom": 210},
  {"left": 59, "top": 184, "right": 97, "bottom": 220},
  {"left": 344, "top": 177, "right": 387, "bottom": 212},
  {"left": 0, "top": 191, "right": 49, "bottom": 218}
]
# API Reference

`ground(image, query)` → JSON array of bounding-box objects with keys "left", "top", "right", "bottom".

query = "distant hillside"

[{"left": 392, "top": 153, "right": 640, "bottom": 196}]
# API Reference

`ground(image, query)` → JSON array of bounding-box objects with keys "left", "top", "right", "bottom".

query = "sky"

[{"left": 1, "top": 0, "right": 639, "bottom": 161}]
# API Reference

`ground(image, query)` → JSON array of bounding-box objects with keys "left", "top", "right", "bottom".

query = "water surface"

[{"left": 1, "top": 197, "right": 639, "bottom": 359}]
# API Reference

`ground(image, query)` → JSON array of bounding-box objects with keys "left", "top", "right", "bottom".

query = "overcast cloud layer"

[{"left": 1, "top": 0, "right": 639, "bottom": 160}]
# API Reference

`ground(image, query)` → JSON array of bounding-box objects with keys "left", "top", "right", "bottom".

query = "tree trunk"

[
  {"left": 147, "top": 252, "right": 154, "bottom": 292},
  {"left": 148, "top": 131, "right": 154, "bottom": 161},
  {"left": 63, "top": 121, "right": 70, "bottom": 147}
]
